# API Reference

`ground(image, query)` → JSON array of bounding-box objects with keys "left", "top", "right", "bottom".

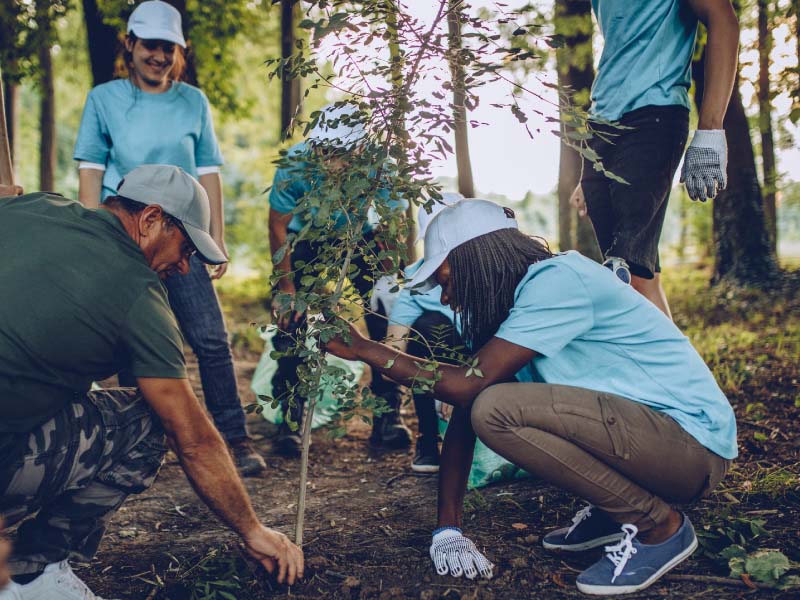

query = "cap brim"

[
  {"left": 407, "top": 250, "right": 449, "bottom": 294},
  {"left": 129, "top": 26, "right": 187, "bottom": 48},
  {"left": 182, "top": 222, "right": 228, "bottom": 265}
]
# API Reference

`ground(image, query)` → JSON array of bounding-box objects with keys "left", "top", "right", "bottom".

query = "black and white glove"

[
  {"left": 680, "top": 130, "right": 727, "bottom": 202},
  {"left": 369, "top": 274, "right": 400, "bottom": 317},
  {"left": 430, "top": 527, "right": 494, "bottom": 580}
]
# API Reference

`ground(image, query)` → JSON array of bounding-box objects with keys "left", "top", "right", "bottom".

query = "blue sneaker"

[
  {"left": 542, "top": 505, "right": 625, "bottom": 551},
  {"left": 603, "top": 257, "right": 632, "bottom": 285},
  {"left": 576, "top": 515, "right": 698, "bottom": 595}
]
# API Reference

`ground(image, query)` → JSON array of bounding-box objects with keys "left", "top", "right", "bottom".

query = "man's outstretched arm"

[{"left": 138, "top": 377, "right": 304, "bottom": 585}]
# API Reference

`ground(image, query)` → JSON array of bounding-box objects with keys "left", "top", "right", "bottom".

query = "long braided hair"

[{"left": 448, "top": 228, "right": 555, "bottom": 351}]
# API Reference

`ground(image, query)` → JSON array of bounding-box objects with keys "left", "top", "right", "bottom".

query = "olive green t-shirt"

[{"left": 0, "top": 193, "right": 187, "bottom": 432}]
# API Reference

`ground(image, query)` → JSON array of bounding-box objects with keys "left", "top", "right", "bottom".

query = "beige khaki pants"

[{"left": 471, "top": 383, "right": 730, "bottom": 531}]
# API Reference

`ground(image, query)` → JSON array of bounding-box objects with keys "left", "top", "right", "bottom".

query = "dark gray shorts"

[{"left": 581, "top": 105, "right": 689, "bottom": 279}]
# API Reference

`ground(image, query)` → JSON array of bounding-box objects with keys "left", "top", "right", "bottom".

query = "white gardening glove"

[
  {"left": 430, "top": 528, "right": 494, "bottom": 580},
  {"left": 369, "top": 274, "right": 400, "bottom": 317},
  {"left": 680, "top": 130, "right": 727, "bottom": 202}
]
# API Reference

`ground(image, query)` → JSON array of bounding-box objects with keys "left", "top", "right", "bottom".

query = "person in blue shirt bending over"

[
  {"left": 572, "top": 0, "right": 739, "bottom": 318},
  {"left": 73, "top": 1, "right": 266, "bottom": 477},
  {"left": 268, "top": 102, "right": 411, "bottom": 455},
  {"left": 324, "top": 199, "right": 737, "bottom": 595},
  {"left": 385, "top": 193, "right": 464, "bottom": 473}
]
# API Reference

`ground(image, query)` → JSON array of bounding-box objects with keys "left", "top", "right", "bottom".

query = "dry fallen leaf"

[{"left": 511, "top": 522, "right": 528, "bottom": 530}]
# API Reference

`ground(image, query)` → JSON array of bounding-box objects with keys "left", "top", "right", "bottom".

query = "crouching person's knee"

[
  {"left": 470, "top": 384, "right": 509, "bottom": 444},
  {"left": 91, "top": 389, "right": 167, "bottom": 494}
]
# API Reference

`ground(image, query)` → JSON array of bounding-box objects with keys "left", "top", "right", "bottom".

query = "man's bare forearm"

[{"left": 171, "top": 426, "right": 261, "bottom": 538}]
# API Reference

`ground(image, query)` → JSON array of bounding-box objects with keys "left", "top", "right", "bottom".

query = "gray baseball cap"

[{"left": 117, "top": 164, "right": 227, "bottom": 265}]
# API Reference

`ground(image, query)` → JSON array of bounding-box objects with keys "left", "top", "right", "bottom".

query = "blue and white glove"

[
  {"left": 369, "top": 274, "right": 400, "bottom": 317},
  {"left": 680, "top": 130, "right": 727, "bottom": 202},
  {"left": 430, "top": 527, "right": 494, "bottom": 580}
]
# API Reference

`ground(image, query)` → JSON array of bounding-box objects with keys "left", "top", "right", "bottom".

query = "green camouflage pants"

[{"left": 0, "top": 388, "right": 166, "bottom": 575}]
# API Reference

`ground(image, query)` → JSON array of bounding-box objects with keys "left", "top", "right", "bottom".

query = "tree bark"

[
  {"left": 82, "top": 0, "right": 119, "bottom": 86},
  {"left": 280, "top": 0, "right": 301, "bottom": 137},
  {"left": 555, "top": 0, "right": 601, "bottom": 260},
  {"left": 757, "top": 0, "right": 777, "bottom": 253},
  {"left": 386, "top": 4, "right": 416, "bottom": 262},
  {"left": 1, "top": 72, "right": 18, "bottom": 173},
  {"left": 165, "top": 0, "right": 198, "bottom": 86},
  {"left": 447, "top": 0, "right": 475, "bottom": 198},
  {"left": 695, "top": 57, "right": 778, "bottom": 285},
  {"left": 39, "top": 41, "right": 56, "bottom": 192}
]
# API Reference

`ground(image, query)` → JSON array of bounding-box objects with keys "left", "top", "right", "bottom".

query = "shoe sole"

[
  {"left": 411, "top": 463, "right": 440, "bottom": 474},
  {"left": 576, "top": 535, "right": 698, "bottom": 595},
  {"left": 542, "top": 532, "right": 625, "bottom": 552}
]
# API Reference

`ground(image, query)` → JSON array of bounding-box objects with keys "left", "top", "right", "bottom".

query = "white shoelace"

[
  {"left": 565, "top": 505, "right": 594, "bottom": 538},
  {"left": 604, "top": 524, "right": 638, "bottom": 583}
]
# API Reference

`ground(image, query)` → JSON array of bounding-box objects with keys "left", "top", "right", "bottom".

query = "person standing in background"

[
  {"left": 73, "top": 0, "right": 265, "bottom": 476},
  {"left": 574, "top": 0, "right": 739, "bottom": 318}
]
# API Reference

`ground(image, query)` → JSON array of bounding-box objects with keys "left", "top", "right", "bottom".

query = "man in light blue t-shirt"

[{"left": 575, "top": 0, "right": 739, "bottom": 318}]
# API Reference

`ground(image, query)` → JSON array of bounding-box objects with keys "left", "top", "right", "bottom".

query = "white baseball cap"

[
  {"left": 127, "top": 0, "right": 186, "bottom": 48},
  {"left": 409, "top": 199, "right": 519, "bottom": 292},
  {"left": 308, "top": 102, "right": 367, "bottom": 148},
  {"left": 117, "top": 165, "right": 227, "bottom": 265},
  {"left": 417, "top": 192, "right": 464, "bottom": 242}
]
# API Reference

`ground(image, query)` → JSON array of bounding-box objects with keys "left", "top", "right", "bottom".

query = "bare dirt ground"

[{"left": 75, "top": 275, "right": 799, "bottom": 600}]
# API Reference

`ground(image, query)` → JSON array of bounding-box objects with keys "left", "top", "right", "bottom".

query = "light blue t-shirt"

[
  {"left": 590, "top": 0, "right": 698, "bottom": 121},
  {"left": 269, "top": 141, "right": 406, "bottom": 233},
  {"left": 390, "top": 260, "right": 461, "bottom": 331},
  {"left": 74, "top": 79, "right": 223, "bottom": 200},
  {"left": 494, "top": 252, "right": 737, "bottom": 459}
]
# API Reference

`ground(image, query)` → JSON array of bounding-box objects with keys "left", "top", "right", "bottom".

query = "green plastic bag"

[
  {"left": 438, "top": 417, "right": 529, "bottom": 490},
  {"left": 250, "top": 326, "right": 365, "bottom": 429}
]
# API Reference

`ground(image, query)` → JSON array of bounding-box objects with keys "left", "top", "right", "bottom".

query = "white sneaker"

[
  {"left": 13, "top": 561, "right": 117, "bottom": 600},
  {"left": 0, "top": 581, "right": 23, "bottom": 600}
]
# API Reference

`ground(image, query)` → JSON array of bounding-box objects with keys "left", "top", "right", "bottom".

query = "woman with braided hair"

[{"left": 324, "top": 199, "right": 736, "bottom": 596}]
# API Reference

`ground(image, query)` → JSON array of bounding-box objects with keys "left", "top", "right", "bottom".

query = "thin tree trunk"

[
  {"left": 82, "top": 0, "right": 119, "bottom": 85},
  {"left": 758, "top": 0, "right": 777, "bottom": 254},
  {"left": 387, "top": 4, "right": 416, "bottom": 262},
  {"left": 1, "top": 72, "right": 18, "bottom": 174},
  {"left": 39, "top": 42, "right": 56, "bottom": 191},
  {"left": 280, "top": 0, "right": 301, "bottom": 136},
  {"left": 168, "top": 0, "right": 198, "bottom": 86},
  {"left": 555, "top": 0, "right": 601, "bottom": 260},
  {"left": 447, "top": 0, "right": 475, "bottom": 198}
]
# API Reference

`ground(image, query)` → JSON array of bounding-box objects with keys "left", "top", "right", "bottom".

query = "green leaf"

[
  {"left": 745, "top": 550, "right": 791, "bottom": 585},
  {"left": 383, "top": 359, "right": 395, "bottom": 369}
]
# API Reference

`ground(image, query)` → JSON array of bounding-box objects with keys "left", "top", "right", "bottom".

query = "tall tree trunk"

[
  {"left": 555, "top": 0, "right": 601, "bottom": 260},
  {"left": 447, "top": 0, "right": 475, "bottom": 198},
  {"left": 386, "top": 4, "right": 416, "bottom": 262},
  {"left": 1, "top": 72, "right": 18, "bottom": 173},
  {"left": 694, "top": 50, "right": 778, "bottom": 285},
  {"left": 166, "top": 0, "right": 198, "bottom": 85},
  {"left": 82, "top": 0, "right": 119, "bottom": 85},
  {"left": 758, "top": 0, "right": 777, "bottom": 253},
  {"left": 39, "top": 41, "right": 56, "bottom": 191},
  {"left": 280, "top": 0, "right": 302, "bottom": 137}
]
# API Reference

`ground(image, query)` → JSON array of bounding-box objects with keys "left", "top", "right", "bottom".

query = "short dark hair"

[
  {"left": 104, "top": 195, "right": 179, "bottom": 229},
  {"left": 103, "top": 195, "right": 148, "bottom": 215},
  {"left": 449, "top": 228, "right": 555, "bottom": 351}
]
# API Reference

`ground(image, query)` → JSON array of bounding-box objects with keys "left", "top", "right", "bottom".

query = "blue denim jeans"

[{"left": 120, "top": 255, "right": 246, "bottom": 441}]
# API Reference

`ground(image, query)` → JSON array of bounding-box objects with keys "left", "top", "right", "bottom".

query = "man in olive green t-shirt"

[{"left": 0, "top": 165, "right": 303, "bottom": 600}]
